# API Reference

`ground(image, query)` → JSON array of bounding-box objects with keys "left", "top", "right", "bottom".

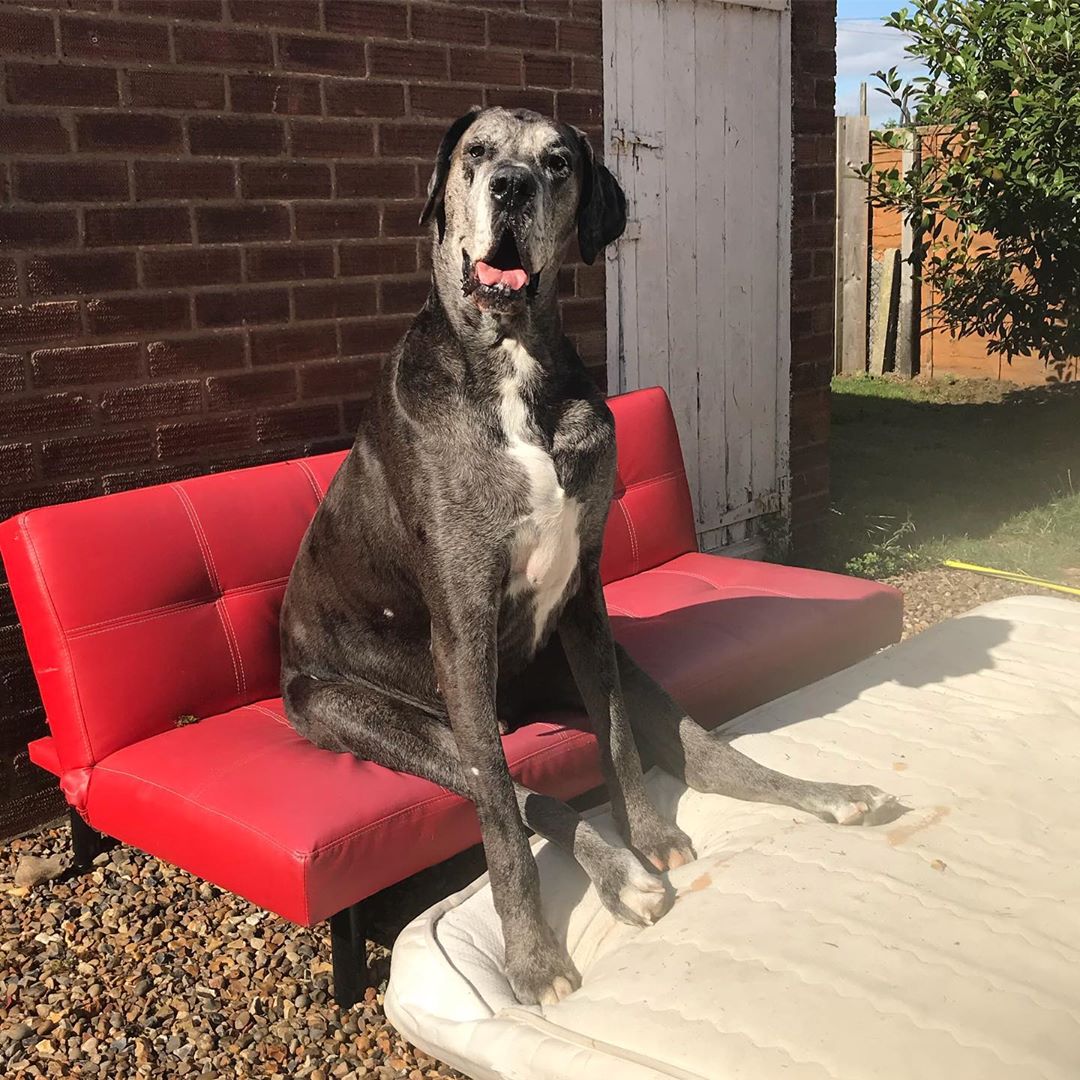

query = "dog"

[{"left": 280, "top": 107, "right": 899, "bottom": 1005}]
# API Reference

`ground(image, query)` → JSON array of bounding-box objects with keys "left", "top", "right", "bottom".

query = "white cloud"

[{"left": 836, "top": 20, "right": 913, "bottom": 77}]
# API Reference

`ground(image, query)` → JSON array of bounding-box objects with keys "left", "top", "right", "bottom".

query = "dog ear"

[
  {"left": 419, "top": 108, "right": 481, "bottom": 239},
  {"left": 573, "top": 127, "right": 627, "bottom": 265}
]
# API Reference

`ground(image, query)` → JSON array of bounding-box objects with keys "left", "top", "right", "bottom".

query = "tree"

[{"left": 866, "top": 0, "right": 1080, "bottom": 369}]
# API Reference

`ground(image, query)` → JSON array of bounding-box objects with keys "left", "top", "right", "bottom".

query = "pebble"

[
  {"left": 14, "top": 855, "right": 66, "bottom": 887},
  {"left": 1, "top": 825, "right": 468, "bottom": 1079}
]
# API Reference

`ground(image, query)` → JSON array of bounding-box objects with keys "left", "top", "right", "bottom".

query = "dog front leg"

[
  {"left": 559, "top": 562, "right": 695, "bottom": 872},
  {"left": 430, "top": 598, "right": 578, "bottom": 1005}
]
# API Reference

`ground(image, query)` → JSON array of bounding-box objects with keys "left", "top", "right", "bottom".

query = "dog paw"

[
  {"left": 505, "top": 933, "right": 580, "bottom": 1006},
  {"left": 816, "top": 784, "right": 903, "bottom": 826},
  {"left": 594, "top": 849, "right": 669, "bottom": 927},
  {"left": 632, "top": 820, "right": 696, "bottom": 873}
]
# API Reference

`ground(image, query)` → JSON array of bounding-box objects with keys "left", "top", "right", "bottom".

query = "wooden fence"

[{"left": 833, "top": 120, "right": 1075, "bottom": 385}]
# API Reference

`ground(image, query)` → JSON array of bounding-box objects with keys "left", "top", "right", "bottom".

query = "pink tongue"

[{"left": 475, "top": 261, "right": 528, "bottom": 291}]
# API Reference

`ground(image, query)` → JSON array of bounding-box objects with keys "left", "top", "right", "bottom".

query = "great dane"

[{"left": 280, "top": 107, "right": 898, "bottom": 1005}]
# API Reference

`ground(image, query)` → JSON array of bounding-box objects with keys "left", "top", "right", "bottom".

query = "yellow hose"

[{"left": 943, "top": 559, "right": 1080, "bottom": 597}]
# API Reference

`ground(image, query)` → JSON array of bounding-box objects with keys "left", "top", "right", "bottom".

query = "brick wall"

[
  {"left": 0, "top": 0, "right": 834, "bottom": 837},
  {"left": 0, "top": 0, "right": 605, "bottom": 837},
  {"left": 789, "top": 0, "right": 836, "bottom": 554}
]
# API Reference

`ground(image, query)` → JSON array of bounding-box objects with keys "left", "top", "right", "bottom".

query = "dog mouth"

[{"left": 462, "top": 229, "right": 540, "bottom": 309}]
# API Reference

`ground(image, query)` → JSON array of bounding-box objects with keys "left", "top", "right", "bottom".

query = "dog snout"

[{"left": 489, "top": 165, "right": 536, "bottom": 212}]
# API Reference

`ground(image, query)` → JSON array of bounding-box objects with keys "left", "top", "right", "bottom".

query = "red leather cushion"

[
  {"left": 606, "top": 552, "right": 903, "bottom": 724},
  {"left": 85, "top": 699, "right": 600, "bottom": 926}
]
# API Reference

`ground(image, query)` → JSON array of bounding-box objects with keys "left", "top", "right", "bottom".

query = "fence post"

[
  {"left": 834, "top": 114, "right": 871, "bottom": 374},
  {"left": 896, "top": 128, "right": 922, "bottom": 377}
]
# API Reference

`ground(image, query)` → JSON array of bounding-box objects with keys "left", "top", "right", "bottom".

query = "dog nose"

[{"left": 489, "top": 165, "right": 536, "bottom": 211}]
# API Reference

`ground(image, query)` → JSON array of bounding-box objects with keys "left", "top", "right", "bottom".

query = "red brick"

[
  {"left": 101, "top": 380, "right": 203, "bottom": 423},
  {"left": 379, "top": 122, "right": 444, "bottom": 159},
  {"left": 300, "top": 357, "right": 378, "bottom": 398},
  {"left": 490, "top": 12, "right": 555, "bottom": 50},
  {"left": 250, "top": 324, "right": 336, "bottom": 366},
  {"left": 26, "top": 252, "right": 138, "bottom": 296},
  {"left": 147, "top": 333, "right": 245, "bottom": 376},
  {"left": 290, "top": 120, "right": 374, "bottom": 159},
  {"left": 0, "top": 301, "right": 80, "bottom": 347},
  {"left": 0, "top": 392, "right": 91, "bottom": 436},
  {"left": 256, "top": 403, "right": 340, "bottom": 444},
  {"left": 575, "top": 261, "right": 604, "bottom": 298},
  {"left": 369, "top": 42, "right": 447, "bottom": 80},
  {"left": 526, "top": 0, "right": 570, "bottom": 14},
  {"left": 87, "top": 294, "right": 190, "bottom": 335},
  {"left": 556, "top": 91, "right": 600, "bottom": 128},
  {"left": 229, "top": 0, "right": 318, "bottom": 28},
  {"left": 245, "top": 244, "right": 334, "bottom": 283},
  {"left": 31, "top": 341, "right": 140, "bottom": 386},
  {"left": 0, "top": 354, "right": 26, "bottom": 394},
  {"left": 85, "top": 206, "right": 190, "bottom": 246},
  {"left": 14, "top": 162, "right": 129, "bottom": 203},
  {"left": 572, "top": 56, "right": 601, "bottom": 92},
  {"left": 190, "top": 116, "right": 284, "bottom": 157},
  {"left": 196, "top": 204, "right": 289, "bottom": 243},
  {"left": 0, "top": 261, "right": 17, "bottom": 299},
  {"left": 0, "top": 210, "right": 77, "bottom": 248},
  {"left": 557, "top": 20, "right": 600, "bottom": 54},
  {"left": 324, "top": 0, "right": 407, "bottom": 38},
  {"left": 142, "top": 248, "right": 242, "bottom": 288},
  {"left": 43, "top": 429, "right": 152, "bottom": 478},
  {"left": 7, "top": 62, "right": 117, "bottom": 106},
  {"left": 410, "top": 4, "right": 485, "bottom": 41},
  {"left": 61, "top": 15, "right": 168, "bottom": 62},
  {"left": 196, "top": 288, "right": 288, "bottom": 328},
  {"left": 241, "top": 163, "right": 331, "bottom": 199},
  {"left": 230, "top": 74, "right": 321, "bottom": 116},
  {"left": 379, "top": 276, "right": 428, "bottom": 314},
  {"left": 0, "top": 8, "right": 56, "bottom": 57},
  {"left": 119, "top": 0, "right": 223, "bottom": 18},
  {"left": 0, "top": 116, "right": 69, "bottom": 155},
  {"left": 0, "top": 477, "right": 99, "bottom": 520},
  {"left": 174, "top": 25, "right": 272, "bottom": 66},
  {"left": 76, "top": 113, "right": 182, "bottom": 153},
  {"left": 409, "top": 84, "right": 480, "bottom": 120},
  {"left": 336, "top": 163, "right": 417, "bottom": 199},
  {"left": 280, "top": 34, "right": 366, "bottom": 75},
  {"left": 325, "top": 80, "right": 406, "bottom": 118},
  {"left": 294, "top": 281, "right": 376, "bottom": 320},
  {"left": 525, "top": 53, "right": 571, "bottom": 88},
  {"left": 0, "top": 443, "right": 34, "bottom": 486},
  {"left": 489, "top": 88, "right": 554, "bottom": 115},
  {"left": 451, "top": 48, "right": 521, "bottom": 86},
  {"left": 207, "top": 369, "right": 296, "bottom": 408},
  {"left": 560, "top": 297, "right": 603, "bottom": 332},
  {"left": 380, "top": 199, "right": 426, "bottom": 238},
  {"left": 134, "top": 161, "right": 235, "bottom": 200},
  {"left": 573, "top": 0, "right": 601, "bottom": 19},
  {"left": 127, "top": 70, "right": 225, "bottom": 110},
  {"left": 157, "top": 415, "right": 252, "bottom": 461},
  {"left": 339, "top": 315, "right": 409, "bottom": 355},
  {"left": 295, "top": 203, "right": 379, "bottom": 240}
]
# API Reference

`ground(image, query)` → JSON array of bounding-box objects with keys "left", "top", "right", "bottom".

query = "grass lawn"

[{"left": 823, "top": 375, "right": 1080, "bottom": 583}]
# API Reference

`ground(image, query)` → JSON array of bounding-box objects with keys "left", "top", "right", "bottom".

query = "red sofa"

[{"left": 0, "top": 387, "right": 901, "bottom": 1005}]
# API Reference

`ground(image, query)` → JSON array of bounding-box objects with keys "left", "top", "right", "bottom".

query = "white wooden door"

[{"left": 603, "top": 0, "right": 792, "bottom": 553}]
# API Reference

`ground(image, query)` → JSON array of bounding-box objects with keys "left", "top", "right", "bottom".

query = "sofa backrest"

[{"left": 0, "top": 387, "right": 696, "bottom": 775}]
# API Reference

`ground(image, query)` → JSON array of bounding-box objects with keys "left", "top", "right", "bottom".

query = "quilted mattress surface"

[{"left": 385, "top": 596, "right": 1080, "bottom": 1080}]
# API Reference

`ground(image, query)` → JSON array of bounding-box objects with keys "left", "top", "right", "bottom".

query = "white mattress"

[{"left": 385, "top": 596, "right": 1080, "bottom": 1080}]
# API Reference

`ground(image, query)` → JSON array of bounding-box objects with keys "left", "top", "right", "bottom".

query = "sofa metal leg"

[
  {"left": 329, "top": 901, "right": 370, "bottom": 1010},
  {"left": 69, "top": 809, "right": 115, "bottom": 872}
]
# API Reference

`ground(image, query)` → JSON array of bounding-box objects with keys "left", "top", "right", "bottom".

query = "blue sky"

[{"left": 836, "top": 0, "right": 923, "bottom": 123}]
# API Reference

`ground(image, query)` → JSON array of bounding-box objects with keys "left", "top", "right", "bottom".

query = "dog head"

[{"left": 420, "top": 107, "right": 626, "bottom": 317}]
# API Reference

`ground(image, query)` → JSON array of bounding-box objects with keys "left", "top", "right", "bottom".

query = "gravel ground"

[{"left": 3, "top": 566, "right": 1075, "bottom": 1079}]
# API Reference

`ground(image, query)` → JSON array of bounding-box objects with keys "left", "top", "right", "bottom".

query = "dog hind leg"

[{"left": 615, "top": 646, "right": 902, "bottom": 826}]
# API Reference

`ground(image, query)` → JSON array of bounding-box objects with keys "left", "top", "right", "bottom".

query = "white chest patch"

[{"left": 499, "top": 339, "right": 581, "bottom": 649}]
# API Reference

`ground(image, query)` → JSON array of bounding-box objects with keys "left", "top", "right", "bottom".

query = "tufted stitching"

[
  {"left": 19, "top": 516, "right": 96, "bottom": 767},
  {"left": 172, "top": 484, "right": 244, "bottom": 698},
  {"left": 615, "top": 498, "right": 639, "bottom": 575},
  {"left": 67, "top": 578, "right": 289, "bottom": 639},
  {"left": 218, "top": 600, "right": 247, "bottom": 697},
  {"left": 648, "top": 567, "right": 800, "bottom": 598},
  {"left": 293, "top": 459, "right": 326, "bottom": 502}
]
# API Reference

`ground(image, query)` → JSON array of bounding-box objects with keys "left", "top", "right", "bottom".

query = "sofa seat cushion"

[
  {"left": 85, "top": 699, "right": 602, "bottom": 926},
  {"left": 607, "top": 552, "right": 903, "bottom": 724}
]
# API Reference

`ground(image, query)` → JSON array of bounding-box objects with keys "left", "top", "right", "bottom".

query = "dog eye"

[
  {"left": 466, "top": 144, "right": 487, "bottom": 160},
  {"left": 547, "top": 153, "right": 570, "bottom": 175}
]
